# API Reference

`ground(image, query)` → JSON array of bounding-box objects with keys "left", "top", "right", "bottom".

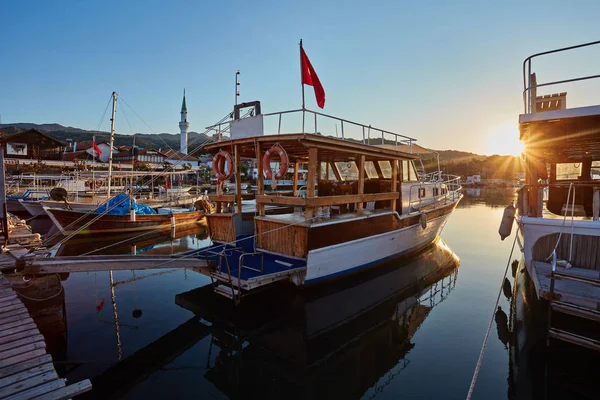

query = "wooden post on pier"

[
  {"left": 255, "top": 140, "right": 265, "bottom": 216},
  {"left": 235, "top": 144, "right": 242, "bottom": 214},
  {"left": 293, "top": 162, "right": 299, "bottom": 197},
  {"left": 356, "top": 155, "right": 365, "bottom": 215},
  {"left": 305, "top": 147, "right": 317, "bottom": 219},
  {"left": 391, "top": 159, "right": 398, "bottom": 211}
]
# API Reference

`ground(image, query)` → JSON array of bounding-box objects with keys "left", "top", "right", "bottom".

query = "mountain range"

[{"left": 0, "top": 123, "right": 211, "bottom": 155}]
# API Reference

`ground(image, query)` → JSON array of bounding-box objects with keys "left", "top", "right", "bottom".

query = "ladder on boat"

[
  {"left": 546, "top": 252, "right": 600, "bottom": 352},
  {"left": 202, "top": 245, "right": 264, "bottom": 305}
]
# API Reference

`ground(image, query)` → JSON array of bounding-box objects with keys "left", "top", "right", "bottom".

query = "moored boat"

[
  {"left": 44, "top": 206, "right": 204, "bottom": 235},
  {"left": 193, "top": 43, "right": 462, "bottom": 304},
  {"left": 516, "top": 40, "right": 600, "bottom": 352}
]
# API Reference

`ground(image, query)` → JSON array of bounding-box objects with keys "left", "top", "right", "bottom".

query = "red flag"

[
  {"left": 301, "top": 46, "right": 325, "bottom": 109},
  {"left": 93, "top": 139, "right": 102, "bottom": 156}
]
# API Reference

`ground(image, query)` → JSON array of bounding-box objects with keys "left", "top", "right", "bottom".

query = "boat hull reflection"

[
  {"left": 54, "top": 225, "right": 209, "bottom": 256},
  {"left": 176, "top": 238, "right": 460, "bottom": 399}
]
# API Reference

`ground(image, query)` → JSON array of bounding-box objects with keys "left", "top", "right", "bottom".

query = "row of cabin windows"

[
  {"left": 113, "top": 155, "right": 164, "bottom": 162},
  {"left": 318, "top": 160, "right": 420, "bottom": 182},
  {"left": 419, "top": 187, "right": 447, "bottom": 198}
]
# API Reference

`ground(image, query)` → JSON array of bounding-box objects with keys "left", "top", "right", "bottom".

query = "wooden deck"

[
  {"left": 0, "top": 274, "right": 91, "bottom": 400},
  {"left": 531, "top": 261, "right": 600, "bottom": 309}
]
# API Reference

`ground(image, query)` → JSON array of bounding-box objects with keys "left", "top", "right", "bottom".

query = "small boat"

[
  {"left": 44, "top": 193, "right": 204, "bottom": 236},
  {"left": 44, "top": 207, "right": 204, "bottom": 235}
]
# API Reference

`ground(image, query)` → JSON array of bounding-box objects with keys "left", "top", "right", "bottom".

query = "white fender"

[
  {"left": 420, "top": 213, "right": 427, "bottom": 229},
  {"left": 499, "top": 202, "right": 515, "bottom": 240}
]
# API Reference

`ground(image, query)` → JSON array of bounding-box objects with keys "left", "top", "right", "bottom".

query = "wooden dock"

[{"left": 0, "top": 273, "right": 91, "bottom": 400}]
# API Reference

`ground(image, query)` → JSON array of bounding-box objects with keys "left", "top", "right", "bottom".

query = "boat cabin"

[{"left": 202, "top": 102, "right": 460, "bottom": 260}]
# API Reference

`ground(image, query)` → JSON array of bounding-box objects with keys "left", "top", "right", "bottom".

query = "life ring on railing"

[
  {"left": 263, "top": 145, "right": 289, "bottom": 180},
  {"left": 95, "top": 180, "right": 104, "bottom": 189},
  {"left": 212, "top": 150, "right": 234, "bottom": 181}
]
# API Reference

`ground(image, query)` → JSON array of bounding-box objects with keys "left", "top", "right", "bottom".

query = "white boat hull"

[{"left": 304, "top": 205, "right": 456, "bottom": 284}]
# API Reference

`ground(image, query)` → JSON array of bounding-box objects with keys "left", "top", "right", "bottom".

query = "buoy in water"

[{"left": 498, "top": 202, "right": 515, "bottom": 241}]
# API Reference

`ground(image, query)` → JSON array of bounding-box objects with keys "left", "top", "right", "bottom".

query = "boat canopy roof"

[{"left": 202, "top": 133, "right": 419, "bottom": 162}]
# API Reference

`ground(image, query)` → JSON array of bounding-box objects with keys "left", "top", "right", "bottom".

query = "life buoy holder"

[
  {"left": 263, "top": 145, "right": 289, "bottom": 180},
  {"left": 212, "top": 150, "right": 234, "bottom": 181}
]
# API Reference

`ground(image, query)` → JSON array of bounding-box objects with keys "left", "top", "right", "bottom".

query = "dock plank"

[
  {"left": 0, "top": 312, "right": 30, "bottom": 326},
  {"left": 1, "top": 374, "right": 63, "bottom": 400},
  {"left": 0, "top": 342, "right": 46, "bottom": 362},
  {"left": 0, "top": 323, "right": 38, "bottom": 338},
  {"left": 0, "top": 349, "right": 47, "bottom": 370},
  {"left": 0, "top": 330, "right": 41, "bottom": 347},
  {"left": 0, "top": 320, "right": 35, "bottom": 335},
  {"left": 0, "top": 304, "right": 28, "bottom": 316},
  {"left": 533, "top": 261, "right": 600, "bottom": 309},
  {"left": 0, "top": 299, "right": 21, "bottom": 308},
  {"left": 0, "top": 355, "right": 52, "bottom": 379},
  {"left": 30, "top": 379, "right": 92, "bottom": 400},
  {"left": 0, "top": 363, "right": 54, "bottom": 389},
  {"left": 0, "top": 335, "right": 44, "bottom": 353}
]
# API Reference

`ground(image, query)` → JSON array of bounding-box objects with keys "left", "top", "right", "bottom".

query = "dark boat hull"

[{"left": 45, "top": 208, "right": 204, "bottom": 235}]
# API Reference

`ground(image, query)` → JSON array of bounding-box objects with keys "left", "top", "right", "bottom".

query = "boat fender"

[
  {"left": 498, "top": 202, "right": 515, "bottom": 241},
  {"left": 212, "top": 150, "right": 234, "bottom": 181},
  {"left": 263, "top": 145, "right": 289, "bottom": 180},
  {"left": 420, "top": 213, "right": 427, "bottom": 229}
]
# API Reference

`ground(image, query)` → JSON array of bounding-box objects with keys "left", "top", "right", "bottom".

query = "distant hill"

[{"left": 0, "top": 123, "right": 211, "bottom": 155}]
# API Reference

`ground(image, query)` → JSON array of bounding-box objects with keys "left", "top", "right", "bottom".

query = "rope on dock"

[{"left": 465, "top": 227, "right": 519, "bottom": 400}]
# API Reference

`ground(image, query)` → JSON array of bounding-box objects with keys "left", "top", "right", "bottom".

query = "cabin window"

[
  {"left": 378, "top": 161, "right": 392, "bottom": 178},
  {"left": 402, "top": 161, "right": 419, "bottom": 182},
  {"left": 364, "top": 161, "right": 379, "bottom": 179},
  {"left": 335, "top": 161, "right": 359, "bottom": 180},
  {"left": 556, "top": 163, "right": 582, "bottom": 180},
  {"left": 592, "top": 161, "right": 600, "bottom": 179},
  {"left": 433, "top": 188, "right": 439, "bottom": 196},
  {"left": 321, "top": 162, "right": 337, "bottom": 180},
  {"left": 418, "top": 188, "right": 426, "bottom": 197}
]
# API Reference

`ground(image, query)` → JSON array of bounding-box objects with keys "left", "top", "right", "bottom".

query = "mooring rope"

[{"left": 465, "top": 226, "right": 519, "bottom": 400}]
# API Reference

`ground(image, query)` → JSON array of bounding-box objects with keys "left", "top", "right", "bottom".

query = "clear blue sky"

[{"left": 2, "top": 0, "right": 600, "bottom": 155}]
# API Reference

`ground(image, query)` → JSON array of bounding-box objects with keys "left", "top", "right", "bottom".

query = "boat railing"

[
  {"left": 262, "top": 108, "right": 417, "bottom": 151},
  {"left": 408, "top": 174, "right": 462, "bottom": 212},
  {"left": 206, "top": 107, "right": 418, "bottom": 152},
  {"left": 522, "top": 40, "right": 600, "bottom": 113}
]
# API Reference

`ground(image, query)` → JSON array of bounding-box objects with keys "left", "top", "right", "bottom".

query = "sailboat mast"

[{"left": 107, "top": 91, "right": 118, "bottom": 198}]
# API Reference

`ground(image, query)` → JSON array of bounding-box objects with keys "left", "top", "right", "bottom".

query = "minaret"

[{"left": 179, "top": 89, "right": 190, "bottom": 154}]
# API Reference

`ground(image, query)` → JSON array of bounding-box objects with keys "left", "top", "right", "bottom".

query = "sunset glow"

[{"left": 485, "top": 121, "right": 524, "bottom": 156}]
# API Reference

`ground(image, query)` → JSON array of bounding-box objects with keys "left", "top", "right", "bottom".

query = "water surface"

[{"left": 23, "top": 188, "right": 522, "bottom": 399}]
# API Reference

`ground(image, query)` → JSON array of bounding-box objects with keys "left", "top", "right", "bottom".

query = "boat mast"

[{"left": 107, "top": 92, "right": 118, "bottom": 198}]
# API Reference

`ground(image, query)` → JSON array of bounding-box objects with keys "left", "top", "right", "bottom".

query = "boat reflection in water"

[
  {"left": 53, "top": 224, "right": 210, "bottom": 256},
  {"left": 175, "top": 238, "right": 460, "bottom": 399}
]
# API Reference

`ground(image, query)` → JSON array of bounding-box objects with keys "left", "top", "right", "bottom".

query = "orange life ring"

[
  {"left": 212, "top": 150, "right": 234, "bottom": 181},
  {"left": 95, "top": 180, "right": 104, "bottom": 188},
  {"left": 263, "top": 145, "right": 289, "bottom": 180}
]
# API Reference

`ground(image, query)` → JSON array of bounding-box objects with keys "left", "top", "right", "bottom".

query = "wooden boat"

[
  {"left": 196, "top": 94, "right": 462, "bottom": 303},
  {"left": 515, "top": 40, "right": 600, "bottom": 352},
  {"left": 44, "top": 207, "right": 204, "bottom": 235}
]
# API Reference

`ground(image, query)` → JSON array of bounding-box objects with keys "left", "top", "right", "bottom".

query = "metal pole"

[
  {"left": 300, "top": 39, "right": 305, "bottom": 110},
  {"left": 235, "top": 70, "right": 240, "bottom": 107},
  {"left": 107, "top": 92, "right": 117, "bottom": 198}
]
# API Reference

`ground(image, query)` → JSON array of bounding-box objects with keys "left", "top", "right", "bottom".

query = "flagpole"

[{"left": 300, "top": 39, "right": 305, "bottom": 133}]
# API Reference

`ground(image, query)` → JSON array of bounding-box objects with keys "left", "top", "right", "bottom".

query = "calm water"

[{"left": 21, "top": 188, "right": 527, "bottom": 399}]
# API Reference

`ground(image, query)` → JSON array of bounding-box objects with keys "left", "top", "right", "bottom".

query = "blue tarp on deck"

[{"left": 94, "top": 193, "right": 156, "bottom": 215}]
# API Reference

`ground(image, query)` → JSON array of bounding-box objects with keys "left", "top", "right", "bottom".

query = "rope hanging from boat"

[{"left": 465, "top": 225, "right": 519, "bottom": 400}]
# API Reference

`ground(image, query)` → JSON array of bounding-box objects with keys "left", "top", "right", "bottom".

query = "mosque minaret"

[{"left": 179, "top": 89, "right": 190, "bottom": 155}]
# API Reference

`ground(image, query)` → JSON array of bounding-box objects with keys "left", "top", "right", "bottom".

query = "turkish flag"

[
  {"left": 301, "top": 46, "right": 325, "bottom": 109},
  {"left": 93, "top": 140, "right": 102, "bottom": 157}
]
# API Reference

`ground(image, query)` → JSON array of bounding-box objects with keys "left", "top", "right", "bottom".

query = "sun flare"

[{"left": 485, "top": 121, "right": 524, "bottom": 156}]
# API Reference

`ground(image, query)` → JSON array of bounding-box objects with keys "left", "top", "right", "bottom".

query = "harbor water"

[{"left": 19, "top": 188, "right": 575, "bottom": 399}]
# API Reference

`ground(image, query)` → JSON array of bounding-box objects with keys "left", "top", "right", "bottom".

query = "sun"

[{"left": 485, "top": 121, "right": 524, "bottom": 156}]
